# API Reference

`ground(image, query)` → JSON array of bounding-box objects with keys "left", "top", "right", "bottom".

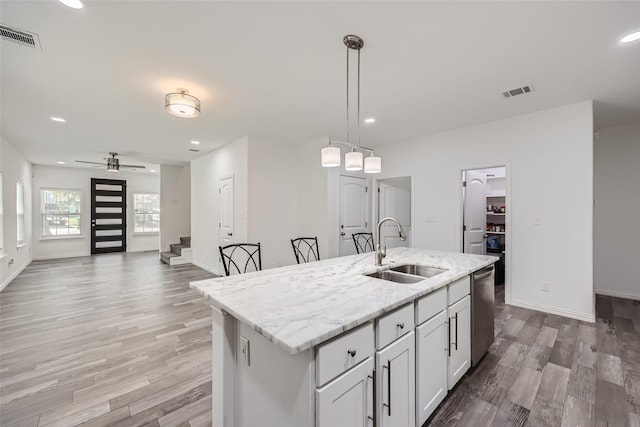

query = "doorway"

[
  {"left": 462, "top": 167, "right": 506, "bottom": 285},
  {"left": 377, "top": 177, "right": 412, "bottom": 249},
  {"left": 91, "top": 178, "right": 127, "bottom": 254}
]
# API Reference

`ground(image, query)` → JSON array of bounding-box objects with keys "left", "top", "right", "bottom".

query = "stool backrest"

[{"left": 219, "top": 243, "right": 262, "bottom": 276}]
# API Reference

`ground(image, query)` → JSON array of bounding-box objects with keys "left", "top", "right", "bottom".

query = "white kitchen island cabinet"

[
  {"left": 448, "top": 295, "right": 471, "bottom": 388},
  {"left": 317, "top": 357, "right": 374, "bottom": 427},
  {"left": 416, "top": 310, "right": 448, "bottom": 425},
  {"left": 376, "top": 331, "right": 415, "bottom": 427},
  {"left": 192, "top": 247, "right": 497, "bottom": 427}
]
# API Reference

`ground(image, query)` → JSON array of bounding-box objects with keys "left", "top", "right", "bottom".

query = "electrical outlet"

[
  {"left": 542, "top": 281, "right": 550, "bottom": 292},
  {"left": 240, "top": 336, "right": 250, "bottom": 366}
]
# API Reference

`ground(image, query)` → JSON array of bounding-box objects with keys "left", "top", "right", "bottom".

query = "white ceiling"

[{"left": 1, "top": 1, "right": 639, "bottom": 169}]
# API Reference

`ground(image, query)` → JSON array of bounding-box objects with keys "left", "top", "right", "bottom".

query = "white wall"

[
  {"left": 160, "top": 164, "right": 191, "bottom": 252},
  {"left": 247, "top": 136, "right": 298, "bottom": 268},
  {"left": 191, "top": 136, "right": 248, "bottom": 275},
  {"left": 31, "top": 165, "right": 159, "bottom": 260},
  {"left": 594, "top": 123, "right": 640, "bottom": 300},
  {"left": 1, "top": 137, "right": 33, "bottom": 291},
  {"left": 377, "top": 101, "right": 595, "bottom": 321},
  {"left": 296, "top": 137, "right": 330, "bottom": 259}
]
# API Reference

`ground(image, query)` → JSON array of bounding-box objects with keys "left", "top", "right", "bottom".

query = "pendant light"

[
  {"left": 321, "top": 142, "right": 341, "bottom": 167},
  {"left": 364, "top": 152, "right": 381, "bottom": 173},
  {"left": 321, "top": 34, "right": 381, "bottom": 173}
]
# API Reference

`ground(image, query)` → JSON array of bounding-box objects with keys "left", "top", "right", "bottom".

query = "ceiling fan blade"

[
  {"left": 75, "top": 160, "right": 107, "bottom": 166},
  {"left": 120, "top": 164, "right": 147, "bottom": 169}
]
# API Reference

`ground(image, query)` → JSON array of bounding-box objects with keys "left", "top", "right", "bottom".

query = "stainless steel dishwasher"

[{"left": 471, "top": 265, "right": 496, "bottom": 366}]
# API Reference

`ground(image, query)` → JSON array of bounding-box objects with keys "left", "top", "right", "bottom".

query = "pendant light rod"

[
  {"left": 344, "top": 35, "right": 364, "bottom": 145},
  {"left": 357, "top": 43, "right": 361, "bottom": 146}
]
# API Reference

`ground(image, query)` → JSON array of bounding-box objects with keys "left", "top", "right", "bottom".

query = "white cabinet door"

[
  {"left": 448, "top": 295, "right": 471, "bottom": 388},
  {"left": 416, "top": 311, "right": 448, "bottom": 426},
  {"left": 376, "top": 332, "right": 415, "bottom": 427},
  {"left": 317, "top": 357, "right": 374, "bottom": 427}
]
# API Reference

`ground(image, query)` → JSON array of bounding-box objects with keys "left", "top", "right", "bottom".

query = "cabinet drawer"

[
  {"left": 448, "top": 275, "right": 470, "bottom": 306},
  {"left": 376, "top": 303, "right": 414, "bottom": 350},
  {"left": 316, "top": 323, "right": 374, "bottom": 387},
  {"left": 416, "top": 287, "right": 447, "bottom": 325}
]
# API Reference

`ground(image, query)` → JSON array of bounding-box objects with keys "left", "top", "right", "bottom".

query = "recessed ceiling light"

[
  {"left": 149, "top": 169, "right": 156, "bottom": 173},
  {"left": 621, "top": 31, "right": 640, "bottom": 44},
  {"left": 50, "top": 117, "right": 66, "bottom": 123},
  {"left": 191, "top": 140, "right": 200, "bottom": 145},
  {"left": 58, "top": 0, "right": 83, "bottom": 9},
  {"left": 57, "top": 161, "right": 65, "bottom": 165},
  {"left": 364, "top": 117, "right": 376, "bottom": 124}
]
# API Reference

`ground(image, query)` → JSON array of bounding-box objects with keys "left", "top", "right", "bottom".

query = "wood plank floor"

[
  {"left": 0, "top": 252, "right": 216, "bottom": 427},
  {"left": 428, "top": 286, "right": 640, "bottom": 427},
  {"left": 2, "top": 252, "right": 638, "bottom": 426}
]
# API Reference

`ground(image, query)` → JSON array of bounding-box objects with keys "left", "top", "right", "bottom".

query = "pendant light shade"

[
  {"left": 364, "top": 154, "right": 381, "bottom": 174},
  {"left": 321, "top": 145, "right": 341, "bottom": 167},
  {"left": 165, "top": 88, "right": 200, "bottom": 118},
  {"left": 345, "top": 150, "right": 363, "bottom": 171}
]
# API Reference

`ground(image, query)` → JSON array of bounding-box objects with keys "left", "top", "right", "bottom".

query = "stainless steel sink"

[
  {"left": 365, "top": 270, "right": 424, "bottom": 284},
  {"left": 389, "top": 264, "right": 448, "bottom": 278}
]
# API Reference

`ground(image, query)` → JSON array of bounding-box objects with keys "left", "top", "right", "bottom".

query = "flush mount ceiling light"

[
  {"left": 165, "top": 88, "right": 200, "bottom": 118},
  {"left": 58, "top": 0, "right": 83, "bottom": 9},
  {"left": 50, "top": 116, "right": 66, "bottom": 123},
  {"left": 191, "top": 140, "right": 200, "bottom": 145},
  {"left": 620, "top": 31, "right": 640, "bottom": 43},
  {"left": 321, "top": 34, "right": 381, "bottom": 174}
]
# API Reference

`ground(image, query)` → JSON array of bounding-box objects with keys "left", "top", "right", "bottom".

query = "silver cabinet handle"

[
  {"left": 347, "top": 349, "right": 356, "bottom": 357},
  {"left": 454, "top": 312, "right": 459, "bottom": 351},
  {"left": 367, "top": 370, "right": 375, "bottom": 424},
  {"left": 384, "top": 360, "right": 391, "bottom": 416},
  {"left": 447, "top": 319, "right": 451, "bottom": 357},
  {"left": 340, "top": 232, "right": 346, "bottom": 236}
]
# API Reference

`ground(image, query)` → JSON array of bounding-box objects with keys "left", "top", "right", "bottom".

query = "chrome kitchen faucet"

[{"left": 375, "top": 217, "right": 407, "bottom": 266}]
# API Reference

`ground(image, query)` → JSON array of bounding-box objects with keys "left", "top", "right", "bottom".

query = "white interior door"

[
  {"left": 378, "top": 178, "right": 411, "bottom": 249},
  {"left": 339, "top": 175, "right": 369, "bottom": 256},
  {"left": 218, "top": 175, "right": 234, "bottom": 249},
  {"left": 463, "top": 170, "right": 486, "bottom": 255}
]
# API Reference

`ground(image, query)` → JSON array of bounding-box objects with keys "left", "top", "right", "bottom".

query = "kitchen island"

[{"left": 191, "top": 247, "right": 497, "bottom": 427}]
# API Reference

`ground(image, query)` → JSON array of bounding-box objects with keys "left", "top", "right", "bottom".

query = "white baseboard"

[
  {"left": 595, "top": 289, "right": 640, "bottom": 301},
  {"left": 509, "top": 298, "right": 596, "bottom": 323},
  {"left": 33, "top": 252, "right": 89, "bottom": 261},
  {"left": 192, "top": 260, "right": 221, "bottom": 277},
  {"left": 1, "top": 257, "right": 32, "bottom": 292}
]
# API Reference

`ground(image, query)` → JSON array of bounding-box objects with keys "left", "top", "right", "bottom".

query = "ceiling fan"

[{"left": 75, "top": 152, "right": 146, "bottom": 172}]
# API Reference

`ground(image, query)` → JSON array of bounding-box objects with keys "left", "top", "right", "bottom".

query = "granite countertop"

[{"left": 190, "top": 247, "right": 497, "bottom": 355}]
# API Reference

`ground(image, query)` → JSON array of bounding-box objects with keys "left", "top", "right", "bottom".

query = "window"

[
  {"left": 41, "top": 189, "right": 82, "bottom": 237},
  {"left": 16, "top": 182, "right": 25, "bottom": 246},
  {"left": 133, "top": 194, "right": 160, "bottom": 233}
]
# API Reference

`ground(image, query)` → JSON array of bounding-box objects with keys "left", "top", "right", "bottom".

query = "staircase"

[{"left": 160, "top": 236, "right": 192, "bottom": 266}]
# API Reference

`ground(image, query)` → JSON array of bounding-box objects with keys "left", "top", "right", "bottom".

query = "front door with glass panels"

[{"left": 91, "top": 178, "right": 127, "bottom": 254}]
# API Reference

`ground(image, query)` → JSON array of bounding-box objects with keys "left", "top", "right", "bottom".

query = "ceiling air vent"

[
  {"left": 189, "top": 148, "right": 200, "bottom": 153},
  {"left": 502, "top": 85, "right": 534, "bottom": 98},
  {"left": 0, "top": 24, "right": 41, "bottom": 50}
]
